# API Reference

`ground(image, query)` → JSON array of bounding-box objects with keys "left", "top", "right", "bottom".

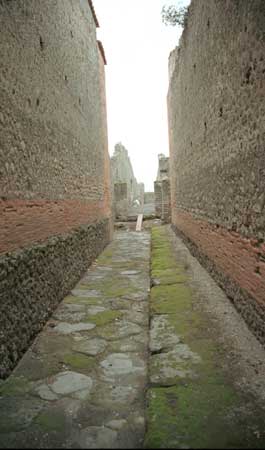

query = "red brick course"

[
  {"left": 0, "top": 199, "right": 111, "bottom": 255},
  {"left": 173, "top": 210, "right": 265, "bottom": 306}
]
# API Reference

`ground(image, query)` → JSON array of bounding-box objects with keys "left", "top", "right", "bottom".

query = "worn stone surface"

[
  {"left": 154, "top": 154, "right": 171, "bottom": 223},
  {"left": 145, "top": 225, "right": 265, "bottom": 449},
  {"left": 2, "top": 224, "right": 265, "bottom": 449},
  {"left": 0, "top": 230, "right": 150, "bottom": 449},
  {"left": 49, "top": 372, "right": 93, "bottom": 396},
  {"left": 73, "top": 338, "right": 107, "bottom": 356}
]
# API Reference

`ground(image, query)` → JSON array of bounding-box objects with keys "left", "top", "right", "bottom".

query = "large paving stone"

[
  {"left": 73, "top": 338, "right": 107, "bottom": 356},
  {"left": 48, "top": 371, "right": 93, "bottom": 396},
  {"left": 121, "top": 270, "right": 140, "bottom": 276},
  {"left": 53, "top": 322, "right": 96, "bottom": 334},
  {"left": 92, "top": 382, "right": 138, "bottom": 406},
  {"left": 71, "top": 289, "right": 101, "bottom": 297},
  {"left": 100, "top": 353, "right": 145, "bottom": 377},
  {"left": 53, "top": 311, "right": 87, "bottom": 322},
  {"left": 150, "top": 315, "right": 181, "bottom": 353},
  {"left": 86, "top": 306, "right": 106, "bottom": 315},
  {"left": 150, "top": 346, "right": 201, "bottom": 386},
  {"left": 98, "top": 320, "right": 143, "bottom": 341},
  {"left": 34, "top": 383, "right": 58, "bottom": 401}
]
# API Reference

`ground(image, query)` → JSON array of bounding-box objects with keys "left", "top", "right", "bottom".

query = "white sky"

[{"left": 94, "top": 0, "right": 190, "bottom": 191}]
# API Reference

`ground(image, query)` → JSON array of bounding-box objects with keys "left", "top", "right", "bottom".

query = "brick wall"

[
  {"left": 0, "top": 0, "right": 112, "bottom": 377},
  {"left": 168, "top": 0, "right": 265, "bottom": 343}
]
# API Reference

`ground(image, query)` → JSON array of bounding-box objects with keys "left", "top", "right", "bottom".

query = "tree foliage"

[{"left": 161, "top": 4, "right": 188, "bottom": 27}]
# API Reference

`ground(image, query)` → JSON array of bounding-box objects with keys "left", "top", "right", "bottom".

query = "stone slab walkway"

[
  {"left": 0, "top": 231, "right": 150, "bottom": 449},
  {"left": 2, "top": 224, "right": 265, "bottom": 449}
]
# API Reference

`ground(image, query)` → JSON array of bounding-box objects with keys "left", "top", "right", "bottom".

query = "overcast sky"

[{"left": 94, "top": 0, "right": 190, "bottom": 191}]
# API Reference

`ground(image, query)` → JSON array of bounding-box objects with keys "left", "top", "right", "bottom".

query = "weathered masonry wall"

[
  {"left": 168, "top": 0, "right": 265, "bottom": 343},
  {"left": 154, "top": 155, "right": 171, "bottom": 223},
  {"left": 111, "top": 142, "right": 143, "bottom": 219},
  {"left": 154, "top": 182, "right": 162, "bottom": 219},
  {"left": 0, "top": 0, "right": 112, "bottom": 378},
  {"left": 114, "top": 183, "right": 128, "bottom": 219},
  {"left": 143, "top": 192, "right": 155, "bottom": 216}
]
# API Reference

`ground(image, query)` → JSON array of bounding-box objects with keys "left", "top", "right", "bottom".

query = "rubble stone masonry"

[
  {"left": 168, "top": 0, "right": 265, "bottom": 343},
  {"left": 0, "top": 0, "right": 112, "bottom": 377}
]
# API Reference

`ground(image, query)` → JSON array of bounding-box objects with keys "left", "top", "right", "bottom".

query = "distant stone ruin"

[
  {"left": 111, "top": 143, "right": 144, "bottom": 220},
  {"left": 154, "top": 154, "right": 171, "bottom": 223}
]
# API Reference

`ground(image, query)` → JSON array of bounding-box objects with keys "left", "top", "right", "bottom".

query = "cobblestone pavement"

[
  {"left": 0, "top": 231, "right": 150, "bottom": 449},
  {"left": 2, "top": 225, "right": 265, "bottom": 448}
]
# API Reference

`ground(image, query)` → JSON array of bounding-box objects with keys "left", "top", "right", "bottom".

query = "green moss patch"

[
  {"left": 152, "top": 268, "right": 187, "bottom": 285},
  {"left": 151, "top": 284, "right": 192, "bottom": 315},
  {"left": 100, "top": 284, "right": 135, "bottom": 298},
  {"left": 85, "top": 310, "right": 123, "bottom": 327},
  {"left": 0, "top": 376, "right": 31, "bottom": 397},
  {"left": 35, "top": 409, "right": 67, "bottom": 432},
  {"left": 147, "top": 225, "right": 265, "bottom": 448},
  {"left": 145, "top": 382, "right": 236, "bottom": 449},
  {"left": 62, "top": 353, "right": 96, "bottom": 370}
]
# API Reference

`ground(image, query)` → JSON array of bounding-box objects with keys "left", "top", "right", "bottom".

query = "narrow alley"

[
  {"left": 1, "top": 0, "right": 265, "bottom": 448},
  {"left": 1, "top": 222, "right": 265, "bottom": 448}
]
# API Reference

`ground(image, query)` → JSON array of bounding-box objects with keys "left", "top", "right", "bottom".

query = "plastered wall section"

[
  {"left": 168, "top": 0, "right": 265, "bottom": 341},
  {"left": 0, "top": 0, "right": 112, "bottom": 253}
]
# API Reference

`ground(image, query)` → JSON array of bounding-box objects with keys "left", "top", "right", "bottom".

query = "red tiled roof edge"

[
  {"left": 97, "top": 40, "right": 107, "bottom": 65},
  {"left": 88, "top": 0, "right": 100, "bottom": 28}
]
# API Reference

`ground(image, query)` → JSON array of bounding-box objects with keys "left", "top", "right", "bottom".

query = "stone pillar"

[
  {"left": 154, "top": 181, "right": 162, "bottom": 218},
  {"left": 161, "top": 179, "right": 171, "bottom": 223},
  {"left": 114, "top": 183, "right": 128, "bottom": 219}
]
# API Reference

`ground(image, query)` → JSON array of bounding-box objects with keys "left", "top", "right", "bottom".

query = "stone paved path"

[
  {"left": 2, "top": 225, "right": 265, "bottom": 449},
  {"left": 0, "top": 231, "right": 150, "bottom": 449}
]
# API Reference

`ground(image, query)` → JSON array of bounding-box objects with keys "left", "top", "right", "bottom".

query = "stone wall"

[
  {"left": 154, "top": 155, "right": 171, "bottom": 223},
  {"left": 168, "top": 0, "right": 265, "bottom": 343},
  {"left": 111, "top": 142, "right": 143, "bottom": 218},
  {"left": 154, "top": 182, "right": 162, "bottom": 219},
  {"left": 0, "top": 0, "right": 112, "bottom": 377},
  {"left": 113, "top": 183, "right": 128, "bottom": 219},
  {"left": 0, "top": 219, "right": 110, "bottom": 379},
  {"left": 144, "top": 192, "right": 155, "bottom": 205}
]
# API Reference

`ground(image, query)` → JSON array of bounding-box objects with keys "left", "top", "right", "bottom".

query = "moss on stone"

[
  {"left": 0, "top": 376, "right": 31, "bottom": 397},
  {"left": 64, "top": 296, "right": 99, "bottom": 305},
  {"left": 101, "top": 284, "right": 135, "bottom": 298},
  {"left": 144, "top": 381, "right": 238, "bottom": 449},
  {"left": 85, "top": 310, "right": 122, "bottom": 326},
  {"left": 62, "top": 353, "right": 96, "bottom": 370},
  {"left": 151, "top": 284, "right": 192, "bottom": 315},
  {"left": 35, "top": 409, "right": 66, "bottom": 432},
  {"left": 147, "top": 225, "right": 265, "bottom": 449},
  {"left": 152, "top": 267, "right": 187, "bottom": 285}
]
